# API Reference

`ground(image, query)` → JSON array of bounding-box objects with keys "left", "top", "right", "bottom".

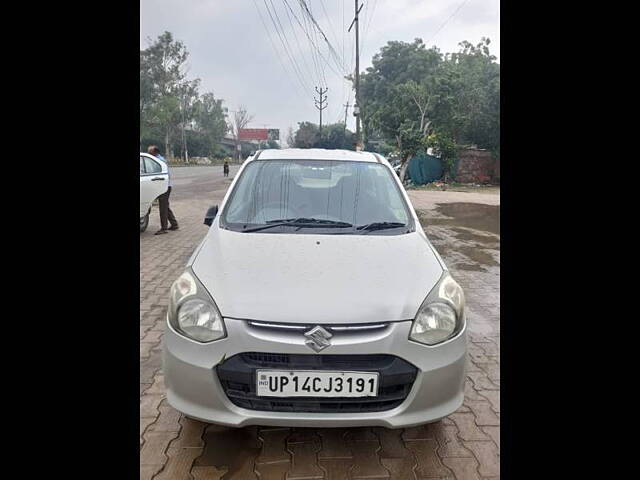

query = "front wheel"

[{"left": 140, "top": 213, "right": 149, "bottom": 232}]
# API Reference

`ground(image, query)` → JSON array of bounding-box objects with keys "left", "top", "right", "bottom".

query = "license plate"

[{"left": 256, "top": 370, "right": 379, "bottom": 397}]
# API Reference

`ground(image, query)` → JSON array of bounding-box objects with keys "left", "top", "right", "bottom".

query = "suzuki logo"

[{"left": 304, "top": 326, "right": 332, "bottom": 352}]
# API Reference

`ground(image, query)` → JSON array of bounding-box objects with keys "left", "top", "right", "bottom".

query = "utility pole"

[
  {"left": 315, "top": 86, "right": 328, "bottom": 136},
  {"left": 349, "top": 1, "right": 364, "bottom": 150},
  {"left": 343, "top": 101, "right": 351, "bottom": 132}
]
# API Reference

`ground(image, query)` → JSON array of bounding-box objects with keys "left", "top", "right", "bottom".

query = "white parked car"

[
  {"left": 140, "top": 153, "right": 169, "bottom": 232},
  {"left": 163, "top": 148, "right": 466, "bottom": 428}
]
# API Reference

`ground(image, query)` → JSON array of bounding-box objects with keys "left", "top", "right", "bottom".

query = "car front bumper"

[{"left": 162, "top": 317, "right": 466, "bottom": 428}]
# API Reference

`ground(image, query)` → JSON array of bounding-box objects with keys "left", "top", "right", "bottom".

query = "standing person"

[
  {"left": 223, "top": 159, "right": 229, "bottom": 177},
  {"left": 147, "top": 145, "right": 179, "bottom": 235}
]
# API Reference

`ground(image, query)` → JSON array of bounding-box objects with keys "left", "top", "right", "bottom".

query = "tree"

[
  {"left": 140, "top": 31, "right": 241, "bottom": 162},
  {"left": 359, "top": 37, "right": 500, "bottom": 182},
  {"left": 293, "top": 122, "right": 319, "bottom": 148},
  {"left": 229, "top": 106, "right": 253, "bottom": 161},
  {"left": 399, "top": 80, "right": 435, "bottom": 137},
  {"left": 359, "top": 39, "right": 443, "bottom": 181},
  {"left": 321, "top": 123, "right": 354, "bottom": 150},
  {"left": 140, "top": 51, "right": 156, "bottom": 141},
  {"left": 447, "top": 38, "right": 500, "bottom": 152},
  {"left": 286, "top": 127, "right": 295, "bottom": 147},
  {"left": 291, "top": 122, "right": 354, "bottom": 150},
  {"left": 426, "top": 129, "right": 456, "bottom": 181},
  {"left": 194, "top": 92, "right": 228, "bottom": 156},
  {"left": 176, "top": 79, "right": 200, "bottom": 162},
  {"left": 140, "top": 32, "right": 189, "bottom": 159}
]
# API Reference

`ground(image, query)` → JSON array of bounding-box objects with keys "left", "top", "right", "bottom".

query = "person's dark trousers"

[{"left": 158, "top": 186, "right": 178, "bottom": 230}]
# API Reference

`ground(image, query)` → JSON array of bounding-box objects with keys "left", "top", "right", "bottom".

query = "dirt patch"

[
  {"left": 451, "top": 227, "right": 499, "bottom": 246},
  {"left": 457, "top": 246, "right": 499, "bottom": 267},
  {"left": 417, "top": 204, "right": 500, "bottom": 270},
  {"left": 455, "top": 263, "right": 487, "bottom": 272},
  {"left": 425, "top": 203, "right": 500, "bottom": 235}
]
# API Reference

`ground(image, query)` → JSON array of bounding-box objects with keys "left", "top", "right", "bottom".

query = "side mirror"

[{"left": 204, "top": 205, "right": 219, "bottom": 227}]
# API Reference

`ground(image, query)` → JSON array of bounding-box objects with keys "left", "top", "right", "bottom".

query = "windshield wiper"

[
  {"left": 241, "top": 218, "right": 353, "bottom": 233},
  {"left": 356, "top": 222, "right": 408, "bottom": 233}
]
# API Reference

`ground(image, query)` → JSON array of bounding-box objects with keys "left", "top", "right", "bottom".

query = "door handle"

[{"left": 151, "top": 177, "right": 165, "bottom": 181}]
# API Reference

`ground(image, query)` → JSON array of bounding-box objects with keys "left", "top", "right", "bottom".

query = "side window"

[
  {"left": 144, "top": 157, "right": 162, "bottom": 174},
  {"left": 140, "top": 156, "right": 146, "bottom": 174}
]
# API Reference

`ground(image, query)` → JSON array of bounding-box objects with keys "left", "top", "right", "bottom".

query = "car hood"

[{"left": 191, "top": 228, "right": 444, "bottom": 324}]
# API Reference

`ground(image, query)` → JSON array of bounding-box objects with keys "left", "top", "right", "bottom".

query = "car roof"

[{"left": 254, "top": 148, "right": 384, "bottom": 164}]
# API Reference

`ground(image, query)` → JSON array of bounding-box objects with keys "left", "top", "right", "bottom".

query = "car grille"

[{"left": 216, "top": 353, "right": 418, "bottom": 413}]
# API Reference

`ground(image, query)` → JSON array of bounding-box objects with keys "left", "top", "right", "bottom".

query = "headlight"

[
  {"left": 409, "top": 272, "right": 465, "bottom": 346},
  {"left": 168, "top": 269, "right": 226, "bottom": 343}
]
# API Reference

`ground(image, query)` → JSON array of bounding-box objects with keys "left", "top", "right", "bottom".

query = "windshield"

[{"left": 221, "top": 159, "right": 413, "bottom": 235}]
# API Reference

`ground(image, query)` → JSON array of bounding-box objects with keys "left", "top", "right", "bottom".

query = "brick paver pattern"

[{"left": 140, "top": 166, "right": 500, "bottom": 479}]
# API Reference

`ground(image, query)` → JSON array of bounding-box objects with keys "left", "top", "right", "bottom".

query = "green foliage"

[
  {"left": 426, "top": 130, "right": 456, "bottom": 179},
  {"left": 140, "top": 31, "right": 230, "bottom": 160},
  {"left": 375, "top": 141, "right": 396, "bottom": 157},
  {"left": 359, "top": 36, "right": 500, "bottom": 172},
  {"left": 140, "top": 32, "right": 189, "bottom": 157},
  {"left": 285, "top": 127, "right": 295, "bottom": 147},
  {"left": 397, "top": 121, "right": 427, "bottom": 160},
  {"left": 193, "top": 92, "right": 228, "bottom": 156},
  {"left": 321, "top": 123, "right": 355, "bottom": 150},
  {"left": 359, "top": 38, "right": 442, "bottom": 156},
  {"left": 292, "top": 122, "right": 355, "bottom": 150},
  {"left": 293, "top": 122, "right": 320, "bottom": 148},
  {"left": 444, "top": 38, "right": 500, "bottom": 150}
]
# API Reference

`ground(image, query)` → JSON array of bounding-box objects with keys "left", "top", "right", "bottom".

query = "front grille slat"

[
  {"left": 225, "top": 389, "right": 409, "bottom": 403},
  {"left": 216, "top": 353, "right": 417, "bottom": 413},
  {"left": 248, "top": 321, "right": 389, "bottom": 333}
]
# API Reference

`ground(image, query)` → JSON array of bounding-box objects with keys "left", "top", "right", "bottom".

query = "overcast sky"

[{"left": 141, "top": 0, "right": 499, "bottom": 144}]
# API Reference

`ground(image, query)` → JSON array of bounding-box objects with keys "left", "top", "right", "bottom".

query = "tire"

[{"left": 140, "top": 213, "right": 149, "bottom": 233}]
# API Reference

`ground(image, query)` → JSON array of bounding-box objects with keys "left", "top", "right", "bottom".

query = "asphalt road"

[{"left": 170, "top": 165, "right": 241, "bottom": 202}]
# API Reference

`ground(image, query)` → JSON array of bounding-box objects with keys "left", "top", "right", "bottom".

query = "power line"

[
  {"left": 294, "top": 0, "right": 324, "bottom": 86},
  {"left": 260, "top": 0, "right": 310, "bottom": 93},
  {"left": 281, "top": 0, "right": 318, "bottom": 87},
  {"left": 360, "top": 0, "right": 378, "bottom": 57},
  {"left": 264, "top": 0, "right": 313, "bottom": 92},
  {"left": 282, "top": 0, "right": 341, "bottom": 79},
  {"left": 342, "top": 0, "right": 345, "bottom": 73},
  {"left": 319, "top": 0, "right": 343, "bottom": 66},
  {"left": 297, "top": 0, "right": 347, "bottom": 75},
  {"left": 307, "top": 3, "right": 328, "bottom": 85},
  {"left": 250, "top": 0, "right": 306, "bottom": 101},
  {"left": 425, "top": 0, "right": 473, "bottom": 46}
]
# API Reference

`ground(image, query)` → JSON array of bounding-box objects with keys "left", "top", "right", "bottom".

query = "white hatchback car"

[
  {"left": 163, "top": 149, "right": 466, "bottom": 428},
  {"left": 139, "top": 153, "right": 169, "bottom": 232}
]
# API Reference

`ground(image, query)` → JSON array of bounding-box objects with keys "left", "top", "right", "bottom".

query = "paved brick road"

[{"left": 140, "top": 167, "right": 500, "bottom": 479}]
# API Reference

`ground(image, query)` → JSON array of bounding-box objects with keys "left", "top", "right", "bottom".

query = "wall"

[{"left": 454, "top": 148, "right": 497, "bottom": 184}]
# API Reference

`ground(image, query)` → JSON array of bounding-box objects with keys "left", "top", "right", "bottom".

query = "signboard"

[
  {"left": 238, "top": 128, "right": 268, "bottom": 141},
  {"left": 238, "top": 128, "right": 280, "bottom": 141}
]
